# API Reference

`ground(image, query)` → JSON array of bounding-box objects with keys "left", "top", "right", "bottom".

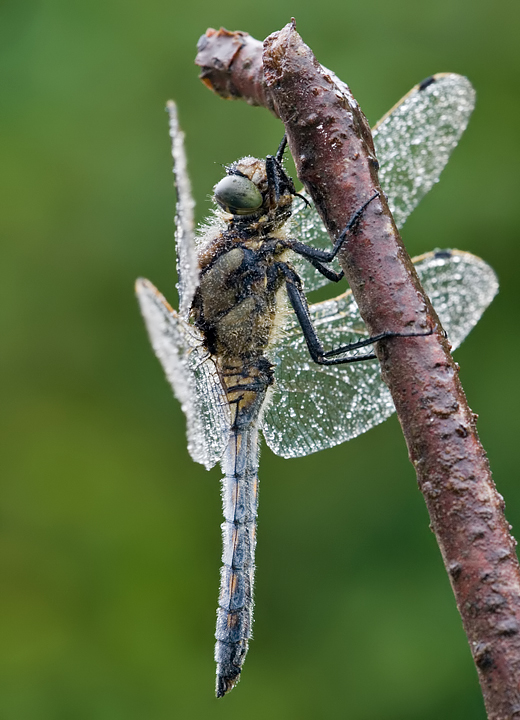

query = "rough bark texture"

[
  {"left": 196, "top": 22, "right": 520, "bottom": 718},
  {"left": 196, "top": 28, "right": 276, "bottom": 114}
]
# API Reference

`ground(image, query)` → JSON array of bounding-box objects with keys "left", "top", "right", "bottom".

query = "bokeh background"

[{"left": 2, "top": 0, "right": 519, "bottom": 718}]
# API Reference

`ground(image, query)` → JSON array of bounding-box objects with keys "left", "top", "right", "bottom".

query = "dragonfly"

[{"left": 136, "top": 73, "right": 498, "bottom": 697}]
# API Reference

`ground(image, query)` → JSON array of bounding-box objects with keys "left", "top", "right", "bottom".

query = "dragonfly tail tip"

[{"left": 215, "top": 672, "right": 240, "bottom": 698}]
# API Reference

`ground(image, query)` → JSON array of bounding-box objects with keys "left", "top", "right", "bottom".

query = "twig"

[{"left": 196, "top": 22, "right": 520, "bottom": 718}]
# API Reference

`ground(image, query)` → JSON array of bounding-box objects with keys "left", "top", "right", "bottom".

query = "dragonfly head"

[{"left": 214, "top": 152, "right": 298, "bottom": 231}]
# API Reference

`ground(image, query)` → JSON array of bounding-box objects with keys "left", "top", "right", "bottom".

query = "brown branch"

[
  {"left": 196, "top": 23, "right": 520, "bottom": 718},
  {"left": 196, "top": 28, "right": 276, "bottom": 113}
]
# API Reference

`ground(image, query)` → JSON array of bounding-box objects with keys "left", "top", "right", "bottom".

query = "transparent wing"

[
  {"left": 373, "top": 73, "right": 476, "bottom": 229},
  {"left": 262, "top": 249, "right": 498, "bottom": 458},
  {"left": 167, "top": 101, "right": 200, "bottom": 319},
  {"left": 411, "top": 249, "right": 498, "bottom": 349},
  {"left": 136, "top": 278, "right": 230, "bottom": 469},
  {"left": 290, "top": 73, "right": 475, "bottom": 293}
]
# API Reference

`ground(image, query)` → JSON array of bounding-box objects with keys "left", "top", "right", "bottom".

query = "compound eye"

[{"left": 214, "top": 175, "right": 263, "bottom": 215}]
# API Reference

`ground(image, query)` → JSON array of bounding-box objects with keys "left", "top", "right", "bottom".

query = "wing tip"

[
  {"left": 135, "top": 276, "right": 155, "bottom": 298},
  {"left": 373, "top": 72, "right": 475, "bottom": 133},
  {"left": 135, "top": 278, "right": 178, "bottom": 316},
  {"left": 166, "top": 99, "right": 177, "bottom": 119}
]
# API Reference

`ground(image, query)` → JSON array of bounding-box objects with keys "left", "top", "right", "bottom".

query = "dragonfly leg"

[
  {"left": 303, "top": 258, "right": 344, "bottom": 282},
  {"left": 275, "top": 134, "right": 287, "bottom": 162},
  {"left": 265, "top": 136, "right": 310, "bottom": 207},
  {"left": 285, "top": 191, "right": 380, "bottom": 271},
  {"left": 280, "top": 263, "right": 376, "bottom": 365},
  {"left": 265, "top": 150, "right": 297, "bottom": 204},
  {"left": 323, "top": 327, "right": 434, "bottom": 358},
  {"left": 280, "top": 263, "right": 433, "bottom": 366}
]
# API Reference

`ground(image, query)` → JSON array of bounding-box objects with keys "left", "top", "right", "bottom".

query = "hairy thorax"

[{"left": 191, "top": 230, "right": 291, "bottom": 362}]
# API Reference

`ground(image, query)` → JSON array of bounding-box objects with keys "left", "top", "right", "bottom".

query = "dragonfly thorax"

[{"left": 191, "top": 236, "right": 289, "bottom": 362}]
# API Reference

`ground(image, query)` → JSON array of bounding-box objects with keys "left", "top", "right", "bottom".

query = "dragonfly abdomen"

[{"left": 215, "top": 415, "right": 261, "bottom": 697}]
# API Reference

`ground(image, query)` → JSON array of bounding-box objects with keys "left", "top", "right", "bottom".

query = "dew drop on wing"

[
  {"left": 372, "top": 74, "right": 476, "bottom": 229},
  {"left": 290, "top": 74, "right": 476, "bottom": 294},
  {"left": 261, "top": 250, "right": 497, "bottom": 459}
]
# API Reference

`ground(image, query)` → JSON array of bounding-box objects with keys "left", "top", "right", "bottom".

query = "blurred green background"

[{"left": 1, "top": 0, "right": 519, "bottom": 718}]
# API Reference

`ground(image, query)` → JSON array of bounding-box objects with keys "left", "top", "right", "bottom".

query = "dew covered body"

[
  {"left": 191, "top": 156, "right": 299, "bottom": 695},
  {"left": 136, "top": 76, "right": 498, "bottom": 698}
]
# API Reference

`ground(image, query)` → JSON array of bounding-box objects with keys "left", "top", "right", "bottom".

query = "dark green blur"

[{"left": 1, "top": 1, "right": 519, "bottom": 717}]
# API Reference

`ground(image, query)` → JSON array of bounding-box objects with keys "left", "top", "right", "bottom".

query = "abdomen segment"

[{"left": 215, "top": 424, "right": 260, "bottom": 697}]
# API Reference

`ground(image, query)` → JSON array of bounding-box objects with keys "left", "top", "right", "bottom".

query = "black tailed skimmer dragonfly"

[{"left": 136, "top": 74, "right": 498, "bottom": 697}]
